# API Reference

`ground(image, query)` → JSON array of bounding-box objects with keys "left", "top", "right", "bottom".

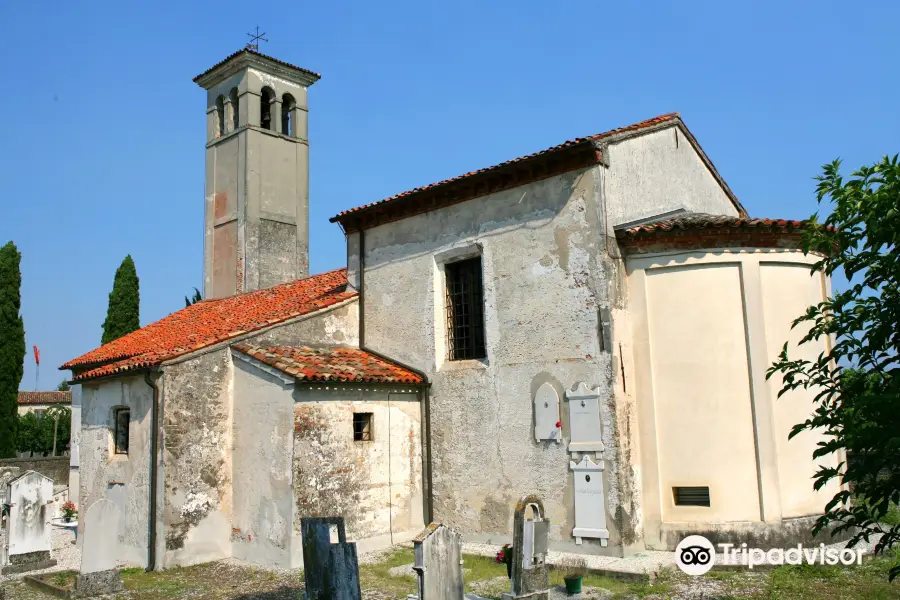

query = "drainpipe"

[
  {"left": 144, "top": 369, "right": 162, "bottom": 572},
  {"left": 355, "top": 227, "right": 434, "bottom": 524}
]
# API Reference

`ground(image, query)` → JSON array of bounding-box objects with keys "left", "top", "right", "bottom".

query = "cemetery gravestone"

[
  {"left": 0, "top": 470, "right": 56, "bottom": 575},
  {"left": 502, "top": 495, "right": 550, "bottom": 600},
  {"left": 570, "top": 455, "right": 609, "bottom": 546},
  {"left": 533, "top": 383, "right": 561, "bottom": 443},
  {"left": 564, "top": 383, "right": 604, "bottom": 453},
  {"left": 74, "top": 499, "right": 124, "bottom": 597},
  {"left": 410, "top": 523, "right": 464, "bottom": 600},
  {"left": 301, "top": 516, "right": 361, "bottom": 600}
]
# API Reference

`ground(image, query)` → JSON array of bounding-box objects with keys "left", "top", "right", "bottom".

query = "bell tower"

[{"left": 194, "top": 50, "right": 320, "bottom": 299}]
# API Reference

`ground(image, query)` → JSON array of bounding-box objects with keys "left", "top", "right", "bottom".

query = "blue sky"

[{"left": 0, "top": 1, "right": 896, "bottom": 390}]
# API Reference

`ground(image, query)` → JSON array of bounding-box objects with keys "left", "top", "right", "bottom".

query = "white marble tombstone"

[
  {"left": 564, "top": 382, "right": 605, "bottom": 454},
  {"left": 533, "top": 383, "right": 561, "bottom": 443},
  {"left": 570, "top": 456, "right": 609, "bottom": 546},
  {"left": 80, "top": 500, "right": 121, "bottom": 574},
  {"left": 5, "top": 471, "right": 53, "bottom": 560}
]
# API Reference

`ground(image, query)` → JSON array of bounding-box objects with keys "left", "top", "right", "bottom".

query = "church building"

[{"left": 62, "top": 49, "right": 841, "bottom": 569}]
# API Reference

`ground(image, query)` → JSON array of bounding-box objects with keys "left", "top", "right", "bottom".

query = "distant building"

[{"left": 17, "top": 391, "right": 72, "bottom": 418}]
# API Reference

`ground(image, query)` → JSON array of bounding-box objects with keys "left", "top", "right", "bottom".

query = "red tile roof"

[
  {"left": 233, "top": 344, "right": 424, "bottom": 384},
  {"left": 18, "top": 391, "right": 71, "bottom": 405},
  {"left": 62, "top": 269, "right": 355, "bottom": 382},
  {"left": 616, "top": 213, "right": 828, "bottom": 236},
  {"left": 330, "top": 113, "right": 746, "bottom": 230},
  {"left": 615, "top": 213, "right": 833, "bottom": 254}
]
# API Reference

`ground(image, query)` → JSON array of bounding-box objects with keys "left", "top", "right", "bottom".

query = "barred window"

[
  {"left": 114, "top": 408, "right": 130, "bottom": 455},
  {"left": 353, "top": 413, "right": 373, "bottom": 441},
  {"left": 445, "top": 257, "right": 486, "bottom": 361}
]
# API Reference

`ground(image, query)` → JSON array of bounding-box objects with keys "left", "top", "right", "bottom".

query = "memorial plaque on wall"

[
  {"left": 564, "top": 382, "right": 605, "bottom": 453},
  {"left": 533, "top": 383, "right": 561, "bottom": 443},
  {"left": 570, "top": 455, "right": 609, "bottom": 546}
]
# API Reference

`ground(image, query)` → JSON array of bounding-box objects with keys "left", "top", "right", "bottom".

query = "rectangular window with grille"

[
  {"left": 353, "top": 413, "right": 373, "bottom": 441},
  {"left": 114, "top": 408, "right": 130, "bottom": 455},
  {"left": 445, "top": 256, "right": 486, "bottom": 361},
  {"left": 673, "top": 486, "right": 710, "bottom": 507}
]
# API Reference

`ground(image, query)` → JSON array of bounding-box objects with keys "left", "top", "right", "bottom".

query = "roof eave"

[{"left": 194, "top": 50, "right": 321, "bottom": 89}]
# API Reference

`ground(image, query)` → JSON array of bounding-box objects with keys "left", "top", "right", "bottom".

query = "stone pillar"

[
  {"left": 224, "top": 98, "right": 235, "bottom": 134},
  {"left": 271, "top": 98, "right": 282, "bottom": 134}
]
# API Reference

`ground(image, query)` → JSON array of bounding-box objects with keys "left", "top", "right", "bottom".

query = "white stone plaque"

[
  {"left": 570, "top": 455, "right": 609, "bottom": 546},
  {"left": 533, "top": 383, "right": 561, "bottom": 443},
  {"left": 564, "top": 382, "right": 604, "bottom": 453}
]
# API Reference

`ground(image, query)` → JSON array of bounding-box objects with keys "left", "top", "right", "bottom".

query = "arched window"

[
  {"left": 229, "top": 88, "right": 240, "bottom": 130},
  {"left": 215, "top": 95, "right": 225, "bottom": 137},
  {"left": 260, "top": 87, "right": 275, "bottom": 130},
  {"left": 281, "top": 93, "right": 296, "bottom": 137}
]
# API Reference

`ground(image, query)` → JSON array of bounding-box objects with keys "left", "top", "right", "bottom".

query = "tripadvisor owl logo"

[{"left": 675, "top": 535, "right": 716, "bottom": 575}]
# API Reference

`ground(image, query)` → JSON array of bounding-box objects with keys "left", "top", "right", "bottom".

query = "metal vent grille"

[
  {"left": 673, "top": 486, "right": 710, "bottom": 507},
  {"left": 445, "top": 257, "right": 486, "bottom": 361}
]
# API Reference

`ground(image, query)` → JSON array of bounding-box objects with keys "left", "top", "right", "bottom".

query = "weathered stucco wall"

[
  {"left": 292, "top": 388, "right": 423, "bottom": 561},
  {"left": 79, "top": 375, "right": 153, "bottom": 567},
  {"left": 231, "top": 359, "right": 295, "bottom": 567},
  {"left": 359, "top": 166, "right": 635, "bottom": 554},
  {"left": 158, "top": 301, "right": 358, "bottom": 568},
  {"left": 604, "top": 126, "right": 740, "bottom": 227}
]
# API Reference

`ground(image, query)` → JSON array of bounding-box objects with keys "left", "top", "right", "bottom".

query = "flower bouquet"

[
  {"left": 61, "top": 501, "right": 77, "bottom": 523},
  {"left": 495, "top": 543, "right": 513, "bottom": 578}
]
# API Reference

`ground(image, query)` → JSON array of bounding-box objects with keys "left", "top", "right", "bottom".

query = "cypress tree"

[
  {"left": 101, "top": 255, "right": 141, "bottom": 345},
  {"left": 0, "top": 242, "right": 25, "bottom": 458}
]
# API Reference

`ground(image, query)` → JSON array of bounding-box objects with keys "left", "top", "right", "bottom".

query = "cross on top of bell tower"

[{"left": 245, "top": 26, "right": 268, "bottom": 52}]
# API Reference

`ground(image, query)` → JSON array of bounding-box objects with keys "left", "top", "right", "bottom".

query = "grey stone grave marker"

[
  {"left": 75, "top": 499, "right": 124, "bottom": 597},
  {"left": 0, "top": 470, "right": 56, "bottom": 575},
  {"left": 502, "top": 495, "right": 550, "bottom": 600},
  {"left": 407, "top": 523, "right": 464, "bottom": 600},
  {"left": 301, "top": 516, "right": 361, "bottom": 600}
]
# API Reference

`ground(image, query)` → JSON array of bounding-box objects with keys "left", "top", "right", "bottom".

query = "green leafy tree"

[
  {"left": 16, "top": 412, "right": 39, "bottom": 456},
  {"left": 184, "top": 287, "right": 202, "bottom": 307},
  {"left": 0, "top": 242, "right": 25, "bottom": 458},
  {"left": 57, "top": 379, "right": 70, "bottom": 391},
  {"left": 101, "top": 255, "right": 140, "bottom": 345},
  {"left": 43, "top": 405, "right": 71, "bottom": 456},
  {"left": 767, "top": 155, "right": 900, "bottom": 579}
]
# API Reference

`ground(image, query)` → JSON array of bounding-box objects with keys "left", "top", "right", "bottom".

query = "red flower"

[{"left": 555, "top": 421, "right": 561, "bottom": 428}]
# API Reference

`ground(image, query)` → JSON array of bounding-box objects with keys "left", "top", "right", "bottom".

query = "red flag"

[{"left": 33, "top": 345, "right": 40, "bottom": 365}]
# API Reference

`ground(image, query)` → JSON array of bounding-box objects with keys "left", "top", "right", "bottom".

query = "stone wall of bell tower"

[{"left": 194, "top": 50, "right": 320, "bottom": 299}]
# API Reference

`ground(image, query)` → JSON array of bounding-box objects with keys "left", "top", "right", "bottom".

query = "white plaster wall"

[
  {"left": 760, "top": 263, "right": 842, "bottom": 517},
  {"left": 644, "top": 263, "right": 761, "bottom": 522},
  {"left": 604, "top": 126, "right": 740, "bottom": 227},
  {"left": 79, "top": 375, "right": 153, "bottom": 567},
  {"left": 291, "top": 388, "right": 423, "bottom": 566},
  {"left": 231, "top": 360, "right": 295, "bottom": 567},
  {"left": 359, "top": 167, "right": 633, "bottom": 552}
]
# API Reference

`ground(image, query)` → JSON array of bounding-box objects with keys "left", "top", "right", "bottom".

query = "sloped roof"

[
  {"left": 330, "top": 113, "right": 746, "bottom": 231},
  {"left": 62, "top": 269, "right": 355, "bottom": 382},
  {"left": 615, "top": 213, "right": 830, "bottom": 254},
  {"left": 193, "top": 48, "right": 321, "bottom": 86},
  {"left": 233, "top": 344, "right": 424, "bottom": 384},
  {"left": 18, "top": 391, "right": 71, "bottom": 405}
]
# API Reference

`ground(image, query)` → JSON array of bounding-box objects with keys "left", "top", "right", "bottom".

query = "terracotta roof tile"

[
  {"left": 62, "top": 269, "right": 355, "bottom": 382},
  {"left": 616, "top": 213, "right": 831, "bottom": 237},
  {"left": 330, "top": 113, "right": 726, "bottom": 227},
  {"left": 18, "top": 391, "right": 71, "bottom": 405},
  {"left": 233, "top": 344, "right": 424, "bottom": 384}
]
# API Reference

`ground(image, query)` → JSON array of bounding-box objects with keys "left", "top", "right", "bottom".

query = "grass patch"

[
  {"left": 358, "top": 547, "right": 418, "bottom": 598},
  {"left": 883, "top": 504, "right": 900, "bottom": 527}
]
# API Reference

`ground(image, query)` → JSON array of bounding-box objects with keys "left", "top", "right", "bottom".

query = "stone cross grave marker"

[
  {"left": 75, "top": 499, "right": 124, "bottom": 597},
  {"left": 502, "top": 495, "right": 550, "bottom": 600},
  {"left": 0, "top": 470, "right": 56, "bottom": 575},
  {"left": 300, "top": 516, "right": 361, "bottom": 600},
  {"left": 409, "top": 523, "right": 464, "bottom": 600}
]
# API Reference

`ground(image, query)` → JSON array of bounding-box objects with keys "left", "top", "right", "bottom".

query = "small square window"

[
  {"left": 353, "top": 413, "right": 373, "bottom": 442},
  {"left": 673, "top": 486, "right": 710, "bottom": 507},
  {"left": 114, "top": 408, "right": 130, "bottom": 455}
]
